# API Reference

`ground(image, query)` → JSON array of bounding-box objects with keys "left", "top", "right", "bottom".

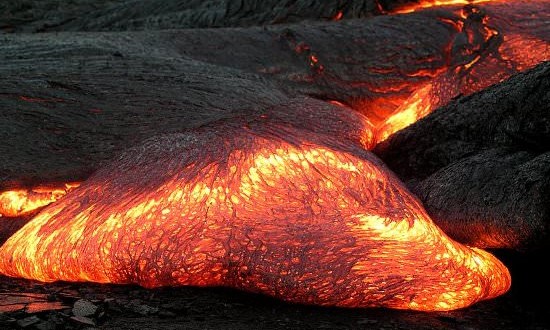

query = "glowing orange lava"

[
  {"left": 369, "top": 0, "right": 549, "bottom": 142},
  {"left": 499, "top": 34, "right": 550, "bottom": 72},
  {"left": 0, "top": 123, "right": 510, "bottom": 311},
  {"left": 375, "top": 84, "right": 434, "bottom": 143},
  {"left": 393, "top": 0, "right": 495, "bottom": 14},
  {"left": 3, "top": 0, "right": 543, "bottom": 312},
  {"left": 0, "top": 183, "right": 80, "bottom": 218}
]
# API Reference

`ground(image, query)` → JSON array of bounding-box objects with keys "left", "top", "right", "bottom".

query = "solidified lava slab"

[{"left": 1, "top": 1, "right": 547, "bottom": 193}]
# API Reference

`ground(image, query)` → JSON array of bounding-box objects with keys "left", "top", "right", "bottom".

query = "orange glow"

[
  {"left": 3, "top": 0, "right": 545, "bottom": 312},
  {"left": 392, "top": 0, "right": 495, "bottom": 14},
  {"left": 309, "top": 54, "right": 324, "bottom": 73},
  {"left": 310, "top": 55, "right": 318, "bottom": 65},
  {"left": 332, "top": 11, "right": 343, "bottom": 21},
  {"left": 0, "top": 127, "right": 510, "bottom": 311},
  {"left": 499, "top": 34, "right": 550, "bottom": 71},
  {"left": 368, "top": 0, "right": 549, "bottom": 142},
  {"left": 375, "top": 83, "right": 434, "bottom": 143},
  {"left": 328, "top": 100, "right": 346, "bottom": 107},
  {"left": 0, "top": 183, "right": 80, "bottom": 218}
]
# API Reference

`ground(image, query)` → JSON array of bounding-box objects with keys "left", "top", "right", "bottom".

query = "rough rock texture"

[
  {"left": 2, "top": 3, "right": 546, "bottom": 190},
  {"left": 0, "top": 53, "right": 288, "bottom": 190},
  {"left": 3, "top": 1, "right": 546, "bottom": 125},
  {"left": 0, "top": 11, "right": 473, "bottom": 130},
  {"left": 375, "top": 61, "right": 550, "bottom": 251},
  {"left": 0, "top": 0, "right": 424, "bottom": 33},
  {"left": 1, "top": 271, "right": 548, "bottom": 330},
  {"left": 0, "top": 11, "right": 461, "bottom": 190},
  {"left": 41, "top": 0, "right": 384, "bottom": 31}
]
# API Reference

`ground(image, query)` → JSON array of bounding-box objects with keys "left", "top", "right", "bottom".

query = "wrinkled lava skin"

[{"left": 0, "top": 117, "right": 510, "bottom": 311}]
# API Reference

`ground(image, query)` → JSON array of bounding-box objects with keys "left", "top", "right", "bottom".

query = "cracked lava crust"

[{"left": 0, "top": 118, "right": 511, "bottom": 311}]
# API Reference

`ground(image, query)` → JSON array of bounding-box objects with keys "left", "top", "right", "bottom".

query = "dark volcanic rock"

[
  {"left": 0, "top": 11, "right": 458, "bottom": 190},
  {"left": 2, "top": 6, "right": 540, "bottom": 189},
  {"left": 415, "top": 149, "right": 550, "bottom": 251},
  {"left": 0, "top": 0, "right": 410, "bottom": 33},
  {"left": 0, "top": 275, "right": 548, "bottom": 330},
  {"left": 46, "top": 0, "right": 384, "bottom": 31},
  {"left": 0, "top": 51, "right": 287, "bottom": 190},
  {"left": 375, "top": 61, "right": 550, "bottom": 251},
  {"left": 72, "top": 299, "right": 98, "bottom": 317},
  {"left": 16, "top": 316, "right": 41, "bottom": 328}
]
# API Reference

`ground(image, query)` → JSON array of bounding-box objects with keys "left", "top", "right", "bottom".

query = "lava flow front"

[{"left": 0, "top": 120, "right": 510, "bottom": 311}]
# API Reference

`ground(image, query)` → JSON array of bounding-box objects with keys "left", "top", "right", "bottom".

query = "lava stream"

[
  {"left": 369, "top": 0, "right": 549, "bottom": 142},
  {"left": 375, "top": 84, "right": 434, "bottom": 143},
  {"left": 392, "top": 0, "right": 503, "bottom": 14},
  {"left": 0, "top": 120, "right": 510, "bottom": 311}
]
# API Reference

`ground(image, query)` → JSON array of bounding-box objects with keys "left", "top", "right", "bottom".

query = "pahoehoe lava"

[
  {"left": 3, "top": 0, "right": 546, "bottom": 316},
  {"left": 0, "top": 117, "right": 510, "bottom": 311}
]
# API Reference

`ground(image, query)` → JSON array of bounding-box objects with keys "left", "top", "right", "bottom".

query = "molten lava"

[
  {"left": 0, "top": 121, "right": 510, "bottom": 311},
  {"left": 3, "top": 0, "right": 543, "bottom": 312},
  {"left": 392, "top": 0, "right": 497, "bottom": 14},
  {"left": 368, "top": 0, "right": 549, "bottom": 143},
  {"left": 0, "top": 183, "right": 80, "bottom": 218},
  {"left": 375, "top": 84, "right": 434, "bottom": 142}
]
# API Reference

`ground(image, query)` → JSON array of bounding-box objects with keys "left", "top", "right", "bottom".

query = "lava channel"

[{"left": 0, "top": 119, "right": 510, "bottom": 311}]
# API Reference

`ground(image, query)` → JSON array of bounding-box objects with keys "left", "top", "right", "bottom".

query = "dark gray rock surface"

[
  {"left": 0, "top": 10, "right": 467, "bottom": 189},
  {"left": 375, "top": 61, "right": 550, "bottom": 251},
  {"left": 0, "top": 0, "right": 422, "bottom": 33}
]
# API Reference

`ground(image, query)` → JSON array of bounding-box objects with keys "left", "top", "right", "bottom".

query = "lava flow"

[
  {"left": 0, "top": 120, "right": 510, "bottom": 311},
  {"left": 0, "top": 183, "right": 80, "bottom": 218},
  {"left": 391, "top": 0, "right": 495, "bottom": 14},
  {"left": 2, "top": 0, "right": 541, "bottom": 312},
  {"left": 369, "top": 0, "right": 549, "bottom": 142},
  {"left": 375, "top": 83, "right": 434, "bottom": 143}
]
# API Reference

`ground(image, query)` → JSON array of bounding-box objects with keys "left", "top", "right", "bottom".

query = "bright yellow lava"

[
  {"left": 375, "top": 83, "right": 433, "bottom": 143},
  {"left": 0, "top": 183, "right": 80, "bottom": 217}
]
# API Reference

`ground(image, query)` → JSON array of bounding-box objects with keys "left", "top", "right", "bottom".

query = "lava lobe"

[{"left": 0, "top": 116, "right": 510, "bottom": 311}]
